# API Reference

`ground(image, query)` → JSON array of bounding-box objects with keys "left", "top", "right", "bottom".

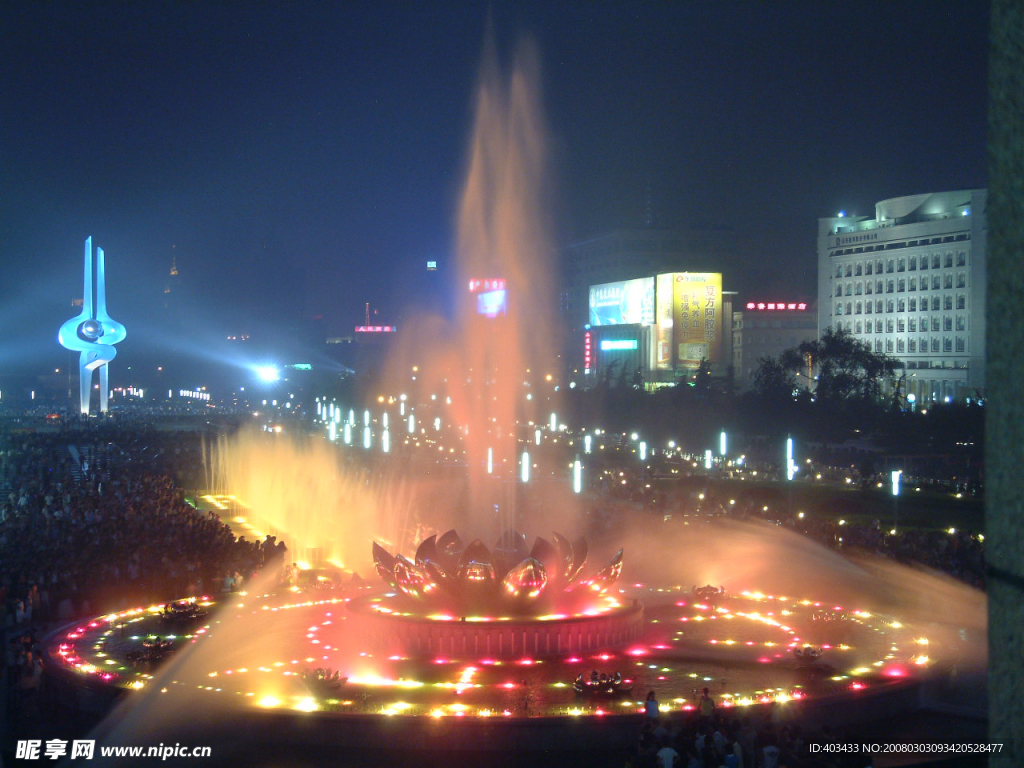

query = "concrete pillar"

[{"left": 987, "top": 0, "right": 1024, "bottom": 758}]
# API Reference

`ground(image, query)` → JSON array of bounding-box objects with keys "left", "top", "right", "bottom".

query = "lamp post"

[{"left": 891, "top": 469, "right": 902, "bottom": 533}]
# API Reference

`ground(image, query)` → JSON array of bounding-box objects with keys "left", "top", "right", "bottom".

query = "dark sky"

[{"left": 0, "top": 1, "right": 988, "bottom": 376}]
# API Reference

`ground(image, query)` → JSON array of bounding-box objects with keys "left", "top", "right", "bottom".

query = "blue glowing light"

[{"left": 255, "top": 366, "right": 280, "bottom": 383}]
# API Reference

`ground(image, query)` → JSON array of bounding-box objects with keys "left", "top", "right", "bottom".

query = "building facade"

[
  {"left": 731, "top": 301, "right": 818, "bottom": 390},
  {"left": 817, "top": 190, "right": 987, "bottom": 402}
]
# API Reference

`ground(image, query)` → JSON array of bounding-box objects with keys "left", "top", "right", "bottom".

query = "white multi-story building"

[{"left": 817, "top": 190, "right": 986, "bottom": 402}]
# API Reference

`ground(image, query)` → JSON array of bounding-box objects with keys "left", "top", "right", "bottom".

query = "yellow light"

[
  {"left": 294, "top": 697, "right": 318, "bottom": 712},
  {"left": 257, "top": 695, "right": 282, "bottom": 708}
]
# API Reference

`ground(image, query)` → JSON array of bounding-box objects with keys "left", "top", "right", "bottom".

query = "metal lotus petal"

[
  {"left": 566, "top": 536, "right": 588, "bottom": 584},
  {"left": 550, "top": 532, "right": 574, "bottom": 582},
  {"left": 494, "top": 529, "right": 529, "bottom": 572},
  {"left": 414, "top": 535, "right": 438, "bottom": 566},
  {"left": 435, "top": 529, "right": 464, "bottom": 574},
  {"left": 372, "top": 542, "right": 400, "bottom": 590},
  {"left": 394, "top": 559, "right": 435, "bottom": 600},
  {"left": 456, "top": 539, "right": 496, "bottom": 586},
  {"left": 578, "top": 548, "right": 623, "bottom": 594},
  {"left": 500, "top": 557, "right": 548, "bottom": 600},
  {"left": 529, "top": 536, "right": 559, "bottom": 576}
]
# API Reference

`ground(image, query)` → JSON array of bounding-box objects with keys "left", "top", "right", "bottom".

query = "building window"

[
  {"left": 877, "top": 260, "right": 884, "bottom": 274},
  {"left": 957, "top": 273, "right": 966, "bottom": 288},
  {"left": 898, "top": 318, "right": 905, "bottom": 332},
  {"left": 909, "top": 318, "right": 917, "bottom": 332},
  {"left": 836, "top": 265, "right": 843, "bottom": 278},
  {"left": 897, "top": 299, "right": 906, "bottom": 312},
  {"left": 846, "top": 283, "right": 853, "bottom": 296},
  {"left": 932, "top": 276, "right": 941, "bottom": 290},
  {"left": 855, "top": 301, "right": 863, "bottom": 314},
  {"left": 956, "top": 337, "right": 965, "bottom": 352},
  {"left": 943, "top": 337, "right": 952, "bottom": 352},
  {"left": 909, "top": 339, "right": 917, "bottom": 352},
  {"left": 909, "top": 256, "right": 917, "bottom": 270},
  {"left": 835, "top": 303, "right": 843, "bottom": 315},
  {"left": 957, "top": 251, "right": 966, "bottom": 266},
  {"left": 836, "top": 286, "right": 843, "bottom": 297},
  {"left": 886, "top": 339, "right": 894, "bottom": 352},
  {"left": 931, "top": 317, "right": 941, "bottom": 332},
  {"left": 855, "top": 320, "right": 863, "bottom": 333},
  {"left": 943, "top": 316, "right": 952, "bottom": 331},
  {"left": 897, "top": 338, "right": 905, "bottom": 352},
  {"left": 865, "top": 282, "right": 873, "bottom": 295},
  {"left": 944, "top": 275, "right": 953, "bottom": 289},
  {"left": 932, "top": 338, "right": 940, "bottom": 352},
  {"left": 886, "top": 319, "right": 894, "bottom": 333},
  {"left": 932, "top": 254, "right": 941, "bottom": 269},
  {"left": 886, "top": 260, "right": 894, "bottom": 273},
  {"left": 876, "top": 320, "right": 883, "bottom": 333},
  {"left": 886, "top": 280, "right": 894, "bottom": 293},
  {"left": 909, "top": 277, "right": 917, "bottom": 291},
  {"left": 957, "top": 295, "right": 966, "bottom": 310},
  {"left": 855, "top": 263, "right": 863, "bottom": 276},
  {"left": 876, "top": 300, "right": 884, "bottom": 313},
  {"left": 855, "top": 282, "right": 863, "bottom": 295},
  {"left": 875, "top": 340, "right": 883, "bottom": 353},
  {"left": 909, "top": 298, "right": 917, "bottom": 312},
  {"left": 956, "top": 315, "right": 966, "bottom": 331},
  {"left": 945, "top": 253, "right": 953, "bottom": 268},
  {"left": 866, "top": 262, "right": 873, "bottom": 275},
  {"left": 865, "top": 322, "right": 872, "bottom": 333},
  {"left": 932, "top": 297, "right": 941, "bottom": 310},
  {"left": 920, "top": 257, "right": 928, "bottom": 271},
  {"left": 944, "top": 295, "right": 953, "bottom": 310},
  {"left": 921, "top": 336, "right": 929, "bottom": 350},
  {"left": 897, "top": 279, "right": 905, "bottom": 292},
  {"left": 886, "top": 300, "right": 894, "bottom": 313},
  {"left": 877, "top": 280, "right": 884, "bottom": 293},
  {"left": 846, "top": 302, "right": 852, "bottom": 315},
  {"left": 897, "top": 258, "right": 905, "bottom": 272},
  {"left": 844, "top": 264, "right": 852, "bottom": 277},
  {"left": 866, "top": 302, "right": 873, "bottom": 314}
]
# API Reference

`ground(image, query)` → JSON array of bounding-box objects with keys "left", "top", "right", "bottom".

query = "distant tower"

[
  {"left": 58, "top": 237, "right": 127, "bottom": 414},
  {"left": 164, "top": 246, "right": 180, "bottom": 310}
]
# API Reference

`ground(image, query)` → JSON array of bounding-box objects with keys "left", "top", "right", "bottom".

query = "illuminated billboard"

[
  {"left": 663, "top": 272, "right": 722, "bottom": 369},
  {"left": 468, "top": 278, "right": 507, "bottom": 318},
  {"left": 655, "top": 273, "right": 674, "bottom": 370},
  {"left": 588, "top": 277, "right": 655, "bottom": 327}
]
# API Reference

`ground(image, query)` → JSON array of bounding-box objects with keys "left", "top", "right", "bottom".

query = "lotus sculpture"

[{"left": 372, "top": 529, "right": 623, "bottom": 614}]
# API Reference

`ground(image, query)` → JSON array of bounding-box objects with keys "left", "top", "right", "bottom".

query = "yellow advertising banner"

[{"left": 668, "top": 272, "right": 722, "bottom": 369}]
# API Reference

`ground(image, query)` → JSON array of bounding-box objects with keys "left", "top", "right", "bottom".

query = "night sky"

[{"left": 0, "top": 1, "right": 988, "bottom": 378}]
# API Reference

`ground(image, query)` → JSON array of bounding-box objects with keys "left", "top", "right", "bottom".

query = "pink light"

[
  {"left": 675, "top": 601, "right": 688, "bottom": 607},
  {"left": 565, "top": 657, "right": 582, "bottom": 664},
  {"left": 626, "top": 648, "right": 647, "bottom": 656},
  {"left": 851, "top": 682, "right": 865, "bottom": 690},
  {"left": 883, "top": 665, "right": 908, "bottom": 678},
  {"left": 682, "top": 704, "right": 694, "bottom": 711},
  {"left": 479, "top": 659, "right": 498, "bottom": 666},
  {"left": 758, "top": 657, "right": 772, "bottom": 663},
  {"left": 516, "top": 658, "right": 536, "bottom": 666},
  {"left": 433, "top": 658, "right": 450, "bottom": 665}
]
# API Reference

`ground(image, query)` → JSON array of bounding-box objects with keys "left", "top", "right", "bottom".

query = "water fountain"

[{"left": 43, "top": 35, "right": 981, "bottom": 766}]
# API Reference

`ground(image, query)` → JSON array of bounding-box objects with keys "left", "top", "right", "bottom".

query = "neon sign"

[
  {"left": 583, "top": 331, "right": 593, "bottom": 374},
  {"left": 745, "top": 302, "right": 808, "bottom": 311},
  {"left": 599, "top": 339, "right": 639, "bottom": 351},
  {"left": 355, "top": 326, "right": 397, "bottom": 333}
]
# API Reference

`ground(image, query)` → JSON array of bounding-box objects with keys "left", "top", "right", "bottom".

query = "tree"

[
  {"left": 751, "top": 355, "right": 796, "bottom": 402},
  {"left": 795, "top": 327, "right": 903, "bottom": 403}
]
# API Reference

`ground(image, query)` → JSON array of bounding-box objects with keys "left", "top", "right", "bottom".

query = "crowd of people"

[
  {"left": 633, "top": 689, "right": 867, "bottom": 768},
  {"left": 0, "top": 425, "right": 279, "bottom": 632}
]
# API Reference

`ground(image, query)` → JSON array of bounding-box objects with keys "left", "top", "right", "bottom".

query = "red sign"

[
  {"left": 467, "top": 278, "right": 506, "bottom": 293},
  {"left": 583, "top": 331, "right": 593, "bottom": 373},
  {"left": 745, "top": 302, "right": 807, "bottom": 311}
]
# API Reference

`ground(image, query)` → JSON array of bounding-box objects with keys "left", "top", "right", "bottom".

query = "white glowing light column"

[
  {"left": 363, "top": 426, "right": 372, "bottom": 450},
  {"left": 520, "top": 450, "right": 530, "bottom": 483},
  {"left": 573, "top": 457, "right": 583, "bottom": 494},
  {"left": 328, "top": 422, "right": 337, "bottom": 442},
  {"left": 639, "top": 441, "right": 647, "bottom": 461},
  {"left": 535, "top": 428, "right": 541, "bottom": 446},
  {"left": 786, "top": 437, "right": 796, "bottom": 480},
  {"left": 705, "top": 449, "right": 713, "bottom": 469},
  {"left": 584, "top": 434, "right": 592, "bottom": 454},
  {"left": 408, "top": 414, "right": 415, "bottom": 434},
  {"left": 891, "top": 469, "right": 902, "bottom": 532},
  {"left": 550, "top": 413, "right": 557, "bottom": 431},
  {"left": 382, "top": 430, "right": 390, "bottom": 453},
  {"left": 719, "top": 430, "right": 727, "bottom": 456},
  {"left": 343, "top": 422, "right": 351, "bottom": 445},
  {"left": 487, "top": 447, "right": 493, "bottom": 474}
]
